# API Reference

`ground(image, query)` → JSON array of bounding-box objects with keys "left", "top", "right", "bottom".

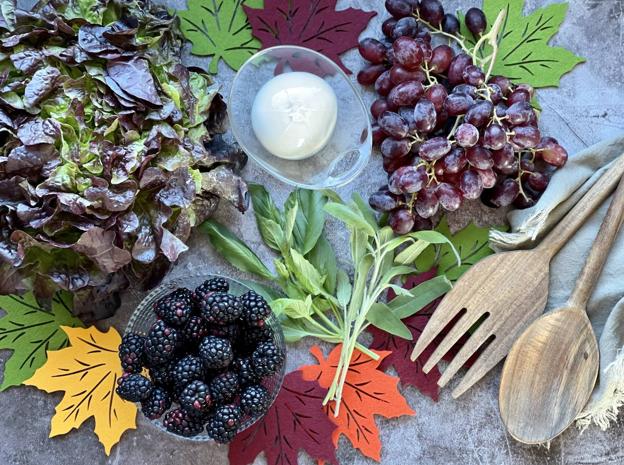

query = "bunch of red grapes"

[{"left": 359, "top": 0, "right": 569, "bottom": 234}]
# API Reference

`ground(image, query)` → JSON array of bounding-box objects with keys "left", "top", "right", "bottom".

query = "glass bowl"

[
  {"left": 228, "top": 45, "right": 372, "bottom": 190},
  {"left": 125, "top": 274, "right": 286, "bottom": 441}
]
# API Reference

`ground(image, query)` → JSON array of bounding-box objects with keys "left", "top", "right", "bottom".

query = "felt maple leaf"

[
  {"left": 243, "top": 0, "right": 376, "bottom": 75},
  {"left": 300, "top": 346, "right": 414, "bottom": 462},
  {"left": 229, "top": 370, "right": 337, "bottom": 465},
  {"left": 24, "top": 326, "right": 137, "bottom": 455},
  {"left": 0, "top": 292, "right": 82, "bottom": 391}
]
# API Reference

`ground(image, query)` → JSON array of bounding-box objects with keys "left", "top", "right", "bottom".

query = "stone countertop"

[{"left": 1, "top": 0, "right": 624, "bottom": 464}]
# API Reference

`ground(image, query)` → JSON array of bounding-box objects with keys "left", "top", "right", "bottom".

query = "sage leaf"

[
  {"left": 289, "top": 248, "right": 325, "bottom": 295},
  {"left": 288, "top": 189, "right": 328, "bottom": 255},
  {"left": 395, "top": 239, "right": 430, "bottom": 264},
  {"left": 200, "top": 220, "right": 274, "bottom": 280},
  {"left": 388, "top": 275, "right": 452, "bottom": 319},
  {"left": 324, "top": 202, "right": 375, "bottom": 236},
  {"left": 367, "top": 303, "right": 412, "bottom": 340},
  {"left": 336, "top": 269, "right": 352, "bottom": 308},
  {"left": 270, "top": 296, "right": 312, "bottom": 319},
  {"left": 307, "top": 235, "right": 337, "bottom": 294},
  {"left": 380, "top": 265, "right": 417, "bottom": 287},
  {"left": 351, "top": 192, "right": 378, "bottom": 232}
]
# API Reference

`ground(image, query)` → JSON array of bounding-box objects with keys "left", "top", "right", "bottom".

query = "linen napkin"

[{"left": 490, "top": 134, "right": 624, "bottom": 431}]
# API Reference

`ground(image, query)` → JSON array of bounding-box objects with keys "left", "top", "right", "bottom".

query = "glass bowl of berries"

[{"left": 119, "top": 275, "right": 286, "bottom": 443}]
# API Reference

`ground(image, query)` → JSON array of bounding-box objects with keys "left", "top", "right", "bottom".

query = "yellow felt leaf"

[{"left": 24, "top": 326, "right": 137, "bottom": 455}]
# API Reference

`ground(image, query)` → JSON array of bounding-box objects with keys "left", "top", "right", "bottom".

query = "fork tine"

[
  {"left": 451, "top": 341, "right": 506, "bottom": 398},
  {"left": 437, "top": 321, "right": 492, "bottom": 388},
  {"left": 410, "top": 307, "right": 462, "bottom": 362},
  {"left": 422, "top": 309, "right": 485, "bottom": 374}
]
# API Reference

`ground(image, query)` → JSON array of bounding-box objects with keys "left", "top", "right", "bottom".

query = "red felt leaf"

[
  {"left": 228, "top": 370, "right": 338, "bottom": 465},
  {"left": 243, "top": 0, "right": 376, "bottom": 75},
  {"left": 368, "top": 269, "right": 476, "bottom": 401}
]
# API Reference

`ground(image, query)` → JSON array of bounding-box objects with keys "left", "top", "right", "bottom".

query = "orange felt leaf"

[
  {"left": 300, "top": 345, "right": 414, "bottom": 461},
  {"left": 24, "top": 326, "right": 137, "bottom": 455}
]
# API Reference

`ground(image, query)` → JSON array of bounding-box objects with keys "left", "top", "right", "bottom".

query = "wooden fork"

[{"left": 410, "top": 154, "right": 624, "bottom": 398}]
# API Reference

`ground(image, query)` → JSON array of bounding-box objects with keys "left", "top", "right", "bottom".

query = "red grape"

[
  {"left": 442, "top": 14, "right": 460, "bottom": 35},
  {"left": 429, "top": 44, "right": 453, "bottom": 74},
  {"left": 444, "top": 92, "right": 474, "bottom": 116},
  {"left": 383, "top": 152, "right": 413, "bottom": 173},
  {"left": 488, "top": 83, "right": 503, "bottom": 104},
  {"left": 424, "top": 84, "right": 448, "bottom": 112},
  {"left": 419, "top": 136, "right": 451, "bottom": 161},
  {"left": 516, "top": 83, "right": 535, "bottom": 99},
  {"left": 389, "top": 208, "right": 416, "bottom": 234},
  {"left": 369, "top": 191, "right": 400, "bottom": 212},
  {"left": 455, "top": 123, "right": 479, "bottom": 148},
  {"left": 382, "top": 18, "right": 398, "bottom": 38},
  {"left": 460, "top": 170, "right": 484, "bottom": 199},
  {"left": 436, "top": 182, "right": 462, "bottom": 211},
  {"left": 374, "top": 70, "right": 394, "bottom": 96},
  {"left": 371, "top": 98, "right": 390, "bottom": 120},
  {"left": 489, "top": 76, "right": 512, "bottom": 96},
  {"left": 476, "top": 168, "right": 497, "bottom": 188},
  {"left": 492, "top": 144, "right": 518, "bottom": 175},
  {"left": 372, "top": 124, "right": 386, "bottom": 146},
  {"left": 465, "top": 7, "right": 487, "bottom": 36},
  {"left": 441, "top": 147, "right": 467, "bottom": 173},
  {"left": 539, "top": 139, "right": 568, "bottom": 167},
  {"left": 527, "top": 172, "right": 549, "bottom": 191},
  {"left": 413, "top": 99, "right": 437, "bottom": 133},
  {"left": 359, "top": 38, "right": 388, "bottom": 64},
  {"left": 465, "top": 100, "right": 493, "bottom": 127},
  {"left": 386, "top": 0, "right": 414, "bottom": 18},
  {"left": 392, "top": 16, "right": 419, "bottom": 39},
  {"left": 389, "top": 165, "right": 428, "bottom": 193},
  {"left": 462, "top": 65, "right": 485, "bottom": 86},
  {"left": 379, "top": 111, "right": 409, "bottom": 138},
  {"left": 490, "top": 178, "right": 520, "bottom": 207},
  {"left": 389, "top": 65, "right": 426, "bottom": 85},
  {"left": 507, "top": 101, "right": 535, "bottom": 126},
  {"left": 418, "top": 0, "right": 445, "bottom": 27},
  {"left": 393, "top": 37, "right": 424, "bottom": 70},
  {"left": 381, "top": 137, "right": 411, "bottom": 159},
  {"left": 415, "top": 186, "right": 440, "bottom": 218},
  {"left": 358, "top": 64, "right": 387, "bottom": 86},
  {"left": 483, "top": 124, "right": 507, "bottom": 150},
  {"left": 511, "top": 125, "right": 541, "bottom": 149},
  {"left": 453, "top": 84, "right": 478, "bottom": 98},
  {"left": 388, "top": 80, "right": 424, "bottom": 107},
  {"left": 466, "top": 146, "right": 494, "bottom": 169},
  {"left": 448, "top": 53, "right": 473, "bottom": 86},
  {"left": 507, "top": 88, "right": 531, "bottom": 105}
]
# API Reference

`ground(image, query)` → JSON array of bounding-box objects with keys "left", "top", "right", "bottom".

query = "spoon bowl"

[{"left": 499, "top": 306, "right": 599, "bottom": 443}]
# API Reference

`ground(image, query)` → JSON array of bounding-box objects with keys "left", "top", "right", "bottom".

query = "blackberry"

[
  {"left": 116, "top": 374, "right": 153, "bottom": 402},
  {"left": 233, "top": 357, "right": 260, "bottom": 386},
  {"left": 144, "top": 320, "right": 178, "bottom": 366},
  {"left": 141, "top": 387, "right": 172, "bottom": 420},
  {"left": 208, "top": 323, "right": 240, "bottom": 342},
  {"left": 246, "top": 325, "right": 275, "bottom": 345},
  {"left": 206, "top": 404, "right": 241, "bottom": 443},
  {"left": 199, "top": 336, "right": 234, "bottom": 370},
  {"left": 179, "top": 380, "right": 212, "bottom": 416},
  {"left": 240, "top": 385, "right": 270, "bottom": 416},
  {"left": 251, "top": 341, "right": 284, "bottom": 377},
  {"left": 209, "top": 372, "right": 240, "bottom": 404},
  {"left": 153, "top": 288, "right": 194, "bottom": 327},
  {"left": 194, "top": 278, "right": 229, "bottom": 302},
  {"left": 198, "top": 292, "right": 242, "bottom": 325},
  {"left": 179, "top": 315, "right": 209, "bottom": 346},
  {"left": 171, "top": 355, "right": 204, "bottom": 389},
  {"left": 239, "top": 291, "right": 271, "bottom": 327},
  {"left": 163, "top": 408, "right": 205, "bottom": 437},
  {"left": 148, "top": 360, "right": 174, "bottom": 388},
  {"left": 118, "top": 332, "right": 145, "bottom": 373}
]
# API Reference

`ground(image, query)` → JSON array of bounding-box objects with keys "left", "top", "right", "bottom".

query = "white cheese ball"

[{"left": 251, "top": 72, "right": 338, "bottom": 160}]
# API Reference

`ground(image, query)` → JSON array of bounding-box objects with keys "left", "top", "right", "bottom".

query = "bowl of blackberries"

[{"left": 116, "top": 275, "right": 286, "bottom": 443}]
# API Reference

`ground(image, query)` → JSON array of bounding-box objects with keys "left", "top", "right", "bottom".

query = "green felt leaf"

[
  {"left": 460, "top": 0, "right": 584, "bottom": 87},
  {"left": 0, "top": 292, "right": 82, "bottom": 391},
  {"left": 414, "top": 217, "right": 500, "bottom": 281},
  {"left": 177, "top": 0, "right": 262, "bottom": 73}
]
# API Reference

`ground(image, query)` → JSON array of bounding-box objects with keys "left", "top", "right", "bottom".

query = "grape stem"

[
  {"left": 472, "top": 10, "right": 507, "bottom": 83},
  {"left": 413, "top": 13, "right": 473, "bottom": 56}
]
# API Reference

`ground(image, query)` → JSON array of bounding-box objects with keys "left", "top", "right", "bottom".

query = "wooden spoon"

[{"left": 499, "top": 173, "right": 624, "bottom": 444}]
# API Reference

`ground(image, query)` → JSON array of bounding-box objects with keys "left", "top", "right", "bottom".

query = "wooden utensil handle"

[
  {"left": 538, "top": 154, "right": 624, "bottom": 257},
  {"left": 567, "top": 175, "right": 624, "bottom": 309}
]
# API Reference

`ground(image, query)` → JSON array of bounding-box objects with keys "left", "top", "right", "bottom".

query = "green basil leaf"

[
  {"left": 324, "top": 202, "right": 375, "bottom": 236},
  {"left": 281, "top": 319, "right": 311, "bottom": 343},
  {"left": 395, "top": 239, "right": 430, "bottom": 264},
  {"left": 351, "top": 192, "right": 379, "bottom": 232},
  {"left": 289, "top": 248, "right": 325, "bottom": 295},
  {"left": 270, "top": 296, "right": 312, "bottom": 319},
  {"left": 367, "top": 302, "right": 412, "bottom": 340},
  {"left": 289, "top": 189, "right": 328, "bottom": 255},
  {"left": 336, "top": 268, "right": 352, "bottom": 308},
  {"left": 249, "top": 184, "right": 285, "bottom": 252},
  {"left": 200, "top": 220, "right": 274, "bottom": 280},
  {"left": 238, "top": 279, "right": 285, "bottom": 302},
  {"left": 274, "top": 258, "right": 289, "bottom": 280},
  {"left": 306, "top": 235, "right": 337, "bottom": 294},
  {"left": 389, "top": 275, "right": 452, "bottom": 319}
]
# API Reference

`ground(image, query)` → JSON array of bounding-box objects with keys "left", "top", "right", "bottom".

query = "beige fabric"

[{"left": 490, "top": 135, "right": 624, "bottom": 431}]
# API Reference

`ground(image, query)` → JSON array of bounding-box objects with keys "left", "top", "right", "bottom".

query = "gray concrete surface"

[{"left": 1, "top": 0, "right": 624, "bottom": 464}]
